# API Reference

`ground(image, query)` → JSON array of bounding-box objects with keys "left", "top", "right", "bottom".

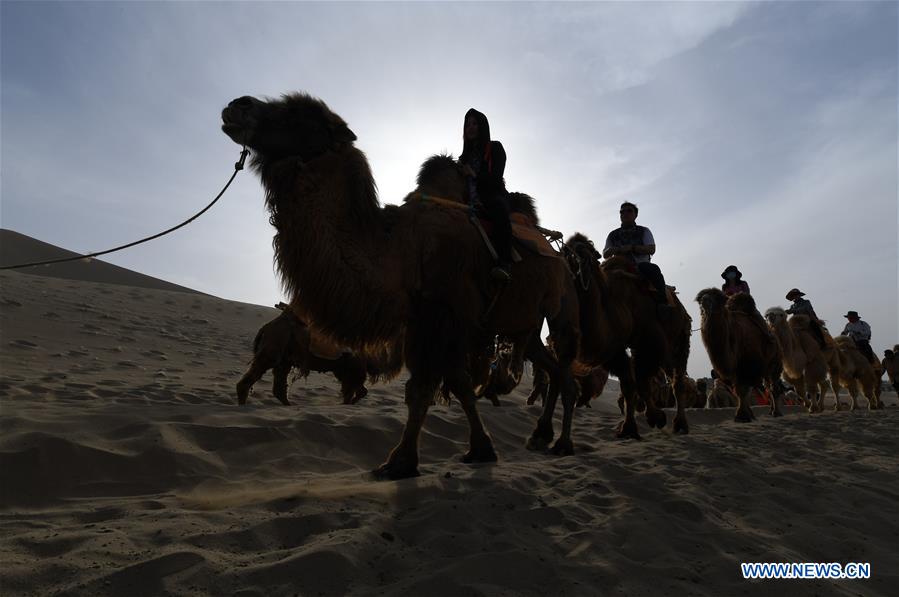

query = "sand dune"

[
  {"left": 1, "top": 263, "right": 898, "bottom": 596},
  {"left": 0, "top": 229, "right": 200, "bottom": 294}
]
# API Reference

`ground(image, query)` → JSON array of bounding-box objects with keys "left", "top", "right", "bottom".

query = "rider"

[
  {"left": 602, "top": 201, "right": 672, "bottom": 318},
  {"left": 785, "top": 288, "right": 827, "bottom": 348},
  {"left": 841, "top": 310, "right": 876, "bottom": 363},
  {"left": 460, "top": 108, "right": 513, "bottom": 282},
  {"left": 721, "top": 265, "right": 750, "bottom": 296}
]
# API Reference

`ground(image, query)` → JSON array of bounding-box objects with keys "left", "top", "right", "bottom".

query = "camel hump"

[
  {"left": 507, "top": 192, "right": 539, "bottom": 226},
  {"left": 834, "top": 335, "right": 857, "bottom": 350},
  {"left": 789, "top": 313, "right": 811, "bottom": 329},
  {"left": 726, "top": 293, "right": 758, "bottom": 314}
]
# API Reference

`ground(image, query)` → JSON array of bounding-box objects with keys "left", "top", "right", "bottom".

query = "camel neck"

[{"left": 262, "top": 148, "right": 406, "bottom": 348}]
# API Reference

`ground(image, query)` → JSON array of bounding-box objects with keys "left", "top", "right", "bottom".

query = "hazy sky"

[{"left": 2, "top": 1, "right": 896, "bottom": 378}]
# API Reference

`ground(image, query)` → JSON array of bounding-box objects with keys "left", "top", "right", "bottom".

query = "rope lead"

[{"left": 0, "top": 146, "right": 250, "bottom": 271}]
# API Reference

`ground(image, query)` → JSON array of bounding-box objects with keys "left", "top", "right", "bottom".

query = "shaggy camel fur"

[
  {"left": 884, "top": 346, "right": 899, "bottom": 392},
  {"left": 696, "top": 288, "right": 784, "bottom": 422},
  {"left": 222, "top": 93, "right": 579, "bottom": 478},
  {"left": 830, "top": 336, "right": 880, "bottom": 410},
  {"left": 236, "top": 304, "right": 401, "bottom": 405},
  {"left": 707, "top": 378, "right": 737, "bottom": 408},
  {"left": 540, "top": 233, "right": 692, "bottom": 445},
  {"left": 765, "top": 307, "right": 829, "bottom": 413}
]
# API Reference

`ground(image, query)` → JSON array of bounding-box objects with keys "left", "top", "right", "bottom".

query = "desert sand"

[{"left": 1, "top": 257, "right": 898, "bottom": 596}]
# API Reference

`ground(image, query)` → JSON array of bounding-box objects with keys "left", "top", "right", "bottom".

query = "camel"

[
  {"left": 678, "top": 376, "right": 704, "bottom": 408},
  {"left": 764, "top": 307, "right": 829, "bottom": 413},
  {"left": 695, "top": 378, "right": 709, "bottom": 408},
  {"left": 534, "top": 233, "right": 692, "bottom": 446},
  {"left": 830, "top": 336, "right": 880, "bottom": 410},
  {"left": 221, "top": 93, "right": 580, "bottom": 478},
  {"left": 696, "top": 288, "right": 784, "bottom": 422},
  {"left": 236, "top": 303, "right": 401, "bottom": 405},
  {"left": 884, "top": 346, "right": 899, "bottom": 393},
  {"left": 529, "top": 361, "right": 609, "bottom": 408},
  {"left": 707, "top": 377, "right": 737, "bottom": 408}
]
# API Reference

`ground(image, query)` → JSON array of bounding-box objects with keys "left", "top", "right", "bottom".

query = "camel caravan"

[{"left": 221, "top": 92, "right": 892, "bottom": 478}]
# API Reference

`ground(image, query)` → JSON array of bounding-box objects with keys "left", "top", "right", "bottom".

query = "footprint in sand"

[
  {"left": 115, "top": 361, "right": 141, "bottom": 369},
  {"left": 66, "top": 349, "right": 89, "bottom": 357},
  {"left": 2, "top": 298, "right": 23, "bottom": 307},
  {"left": 9, "top": 339, "right": 39, "bottom": 350},
  {"left": 42, "top": 311, "right": 61, "bottom": 319},
  {"left": 94, "top": 388, "right": 121, "bottom": 398}
]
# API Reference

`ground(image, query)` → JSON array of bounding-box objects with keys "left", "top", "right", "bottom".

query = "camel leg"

[
  {"left": 271, "top": 362, "right": 292, "bottom": 406},
  {"left": 353, "top": 385, "right": 368, "bottom": 404},
  {"left": 768, "top": 381, "right": 784, "bottom": 417},
  {"left": 526, "top": 365, "right": 549, "bottom": 405},
  {"left": 864, "top": 381, "right": 877, "bottom": 411},
  {"left": 848, "top": 380, "right": 860, "bottom": 411},
  {"left": 550, "top": 370, "right": 578, "bottom": 456},
  {"left": 635, "top": 373, "right": 665, "bottom": 430},
  {"left": 832, "top": 380, "right": 844, "bottom": 411},
  {"left": 612, "top": 354, "right": 641, "bottom": 440},
  {"left": 734, "top": 384, "right": 755, "bottom": 423},
  {"left": 444, "top": 370, "right": 498, "bottom": 464},
  {"left": 670, "top": 373, "right": 689, "bottom": 434},
  {"left": 236, "top": 358, "right": 270, "bottom": 405},
  {"left": 526, "top": 339, "right": 560, "bottom": 450},
  {"left": 816, "top": 381, "right": 829, "bottom": 413},
  {"left": 483, "top": 388, "right": 502, "bottom": 407},
  {"left": 374, "top": 377, "right": 432, "bottom": 479}
]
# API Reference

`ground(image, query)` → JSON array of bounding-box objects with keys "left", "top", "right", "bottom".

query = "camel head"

[
  {"left": 415, "top": 154, "right": 468, "bottom": 203},
  {"left": 221, "top": 93, "right": 357, "bottom": 165},
  {"left": 695, "top": 287, "right": 727, "bottom": 316},
  {"left": 564, "top": 233, "right": 600, "bottom": 289},
  {"left": 764, "top": 306, "right": 787, "bottom": 326}
]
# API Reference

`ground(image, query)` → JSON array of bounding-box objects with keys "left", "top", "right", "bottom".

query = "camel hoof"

[
  {"left": 526, "top": 433, "right": 552, "bottom": 452},
  {"left": 734, "top": 411, "right": 754, "bottom": 423},
  {"left": 615, "top": 419, "right": 641, "bottom": 440},
  {"left": 549, "top": 438, "right": 575, "bottom": 456},
  {"left": 462, "top": 441, "right": 498, "bottom": 464},
  {"left": 646, "top": 409, "right": 667, "bottom": 429},
  {"left": 372, "top": 461, "right": 420, "bottom": 481},
  {"left": 771, "top": 410, "right": 784, "bottom": 417},
  {"left": 673, "top": 417, "right": 689, "bottom": 434}
]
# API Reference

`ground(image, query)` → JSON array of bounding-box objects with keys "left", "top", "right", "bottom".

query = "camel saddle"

[{"left": 410, "top": 193, "right": 559, "bottom": 259}]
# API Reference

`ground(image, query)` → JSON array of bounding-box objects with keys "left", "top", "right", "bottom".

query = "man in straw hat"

[
  {"left": 841, "top": 310, "right": 876, "bottom": 362},
  {"left": 785, "top": 289, "right": 826, "bottom": 348}
]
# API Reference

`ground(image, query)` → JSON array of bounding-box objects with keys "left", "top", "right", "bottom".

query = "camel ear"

[{"left": 333, "top": 123, "right": 357, "bottom": 143}]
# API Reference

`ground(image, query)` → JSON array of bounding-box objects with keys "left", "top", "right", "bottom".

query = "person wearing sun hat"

[
  {"left": 785, "top": 289, "right": 827, "bottom": 348},
  {"left": 720, "top": 265, "right": 750, "bottom": 296},
  {"left": 784, "top": 289, "right": 820, "bottom": 320},
  {"left": 841, "top": 310, "right": 875, "bottom": 362}
]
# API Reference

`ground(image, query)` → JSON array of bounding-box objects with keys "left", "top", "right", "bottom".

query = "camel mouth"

[{"left": 221, "top": 122, "right": 249, "bottom": 145}]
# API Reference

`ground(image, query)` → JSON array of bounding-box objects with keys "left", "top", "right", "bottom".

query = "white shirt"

[{"left": 842, "top": 320, "right": 871, "bottom": 343}]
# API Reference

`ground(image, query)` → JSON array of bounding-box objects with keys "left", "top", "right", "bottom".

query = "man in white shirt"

[
  {"left": 603, "top": 201, "right": 671, "bottom": 318},
  {"left": 841, "top": 310, "right": 875, "bottom": 362}
]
